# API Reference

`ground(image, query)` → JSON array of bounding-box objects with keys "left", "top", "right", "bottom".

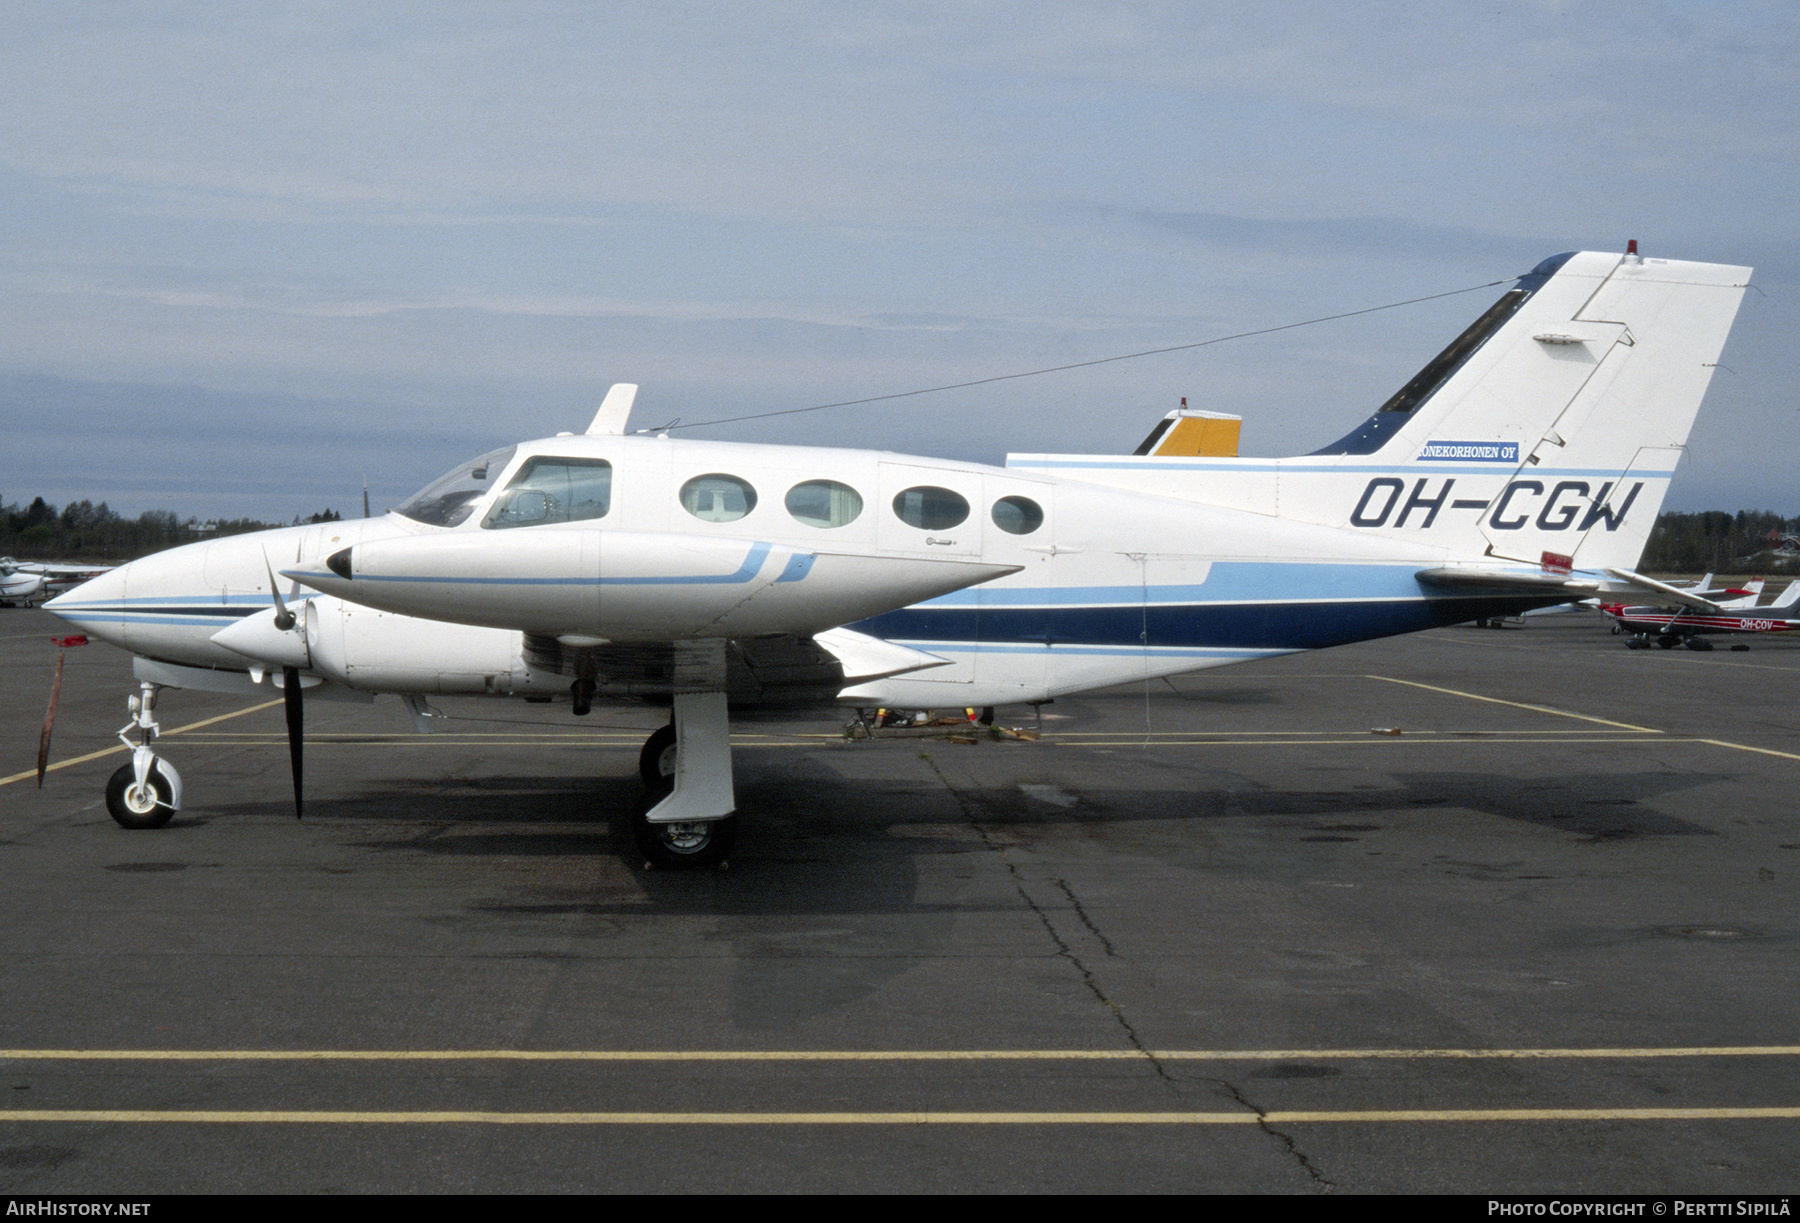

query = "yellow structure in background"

[{"left": 1132, "top": 401, "right": 1242, "bottom": 457}]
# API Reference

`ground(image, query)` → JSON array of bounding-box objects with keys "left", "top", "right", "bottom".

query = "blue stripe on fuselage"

[
  {"left": 856, "top": 586, "right": 1567, "bottom": 652},
  {"left": 914, "top": 562, "right": 1429, "bottom": 608},
  {"left": 287, "top": 542, "right": 777, "bottom": 589}
]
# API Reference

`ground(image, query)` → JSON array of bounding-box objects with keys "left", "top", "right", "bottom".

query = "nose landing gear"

[{"left": 105, "top": 682, "right": 182, "bottom": 830}]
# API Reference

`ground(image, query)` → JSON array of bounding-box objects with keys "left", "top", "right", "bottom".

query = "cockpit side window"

[
  {"left": 395, "top": 446, "right": 518, "bottom": 527},
  {"left": 482, "top": 457, "right": 613, "bottom": 530}
]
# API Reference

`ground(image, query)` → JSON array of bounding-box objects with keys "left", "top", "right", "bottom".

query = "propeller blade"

[
  {"left": 283, "top": 665, "right": 304, "bottom": 818},
  {"left": 36, "top": 648, "right": 65, "bottom": 788},
  {"left": 264, "top": 553, "right": 296, "bottom": 631}
]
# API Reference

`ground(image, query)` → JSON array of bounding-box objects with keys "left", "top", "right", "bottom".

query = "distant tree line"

[
  {"left": 0, "top": 497, "right": 342, "bottom": 561},
  {"left": 1638, "top": 511, "right": 1800, "bottom": 575},
  {"left": 3, "top": 492, "right": 1795, "bottom": 574}
]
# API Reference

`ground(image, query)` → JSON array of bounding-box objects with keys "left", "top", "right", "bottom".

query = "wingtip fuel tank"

[{"left": 285, "top": 528, "right": 1020, "bottom": 641}]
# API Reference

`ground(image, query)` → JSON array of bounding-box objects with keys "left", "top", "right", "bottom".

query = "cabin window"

[
  {"left": 892, "top": 486, "right": 969, "bottom": 530},
  {"left": 785, "top": 480, "right": 863, "bottom": 528},
  {"left": 681, "top": 473, "right": 758, "bottom": 523},
  {"left": 396, "top": 445, "right": 518, "bottom": 527},
  {"left": 991, "top": 495, "right": 1044, "bottom": 535},
  {"left": 481, "top": 457, "right": 612, "bottom": 529}
]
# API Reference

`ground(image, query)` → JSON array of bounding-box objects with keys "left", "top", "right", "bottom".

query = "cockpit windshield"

[{"left": 394, "top": 446, "right": 518, "bottom": 527}]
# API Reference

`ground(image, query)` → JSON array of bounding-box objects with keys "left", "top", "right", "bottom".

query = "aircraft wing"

[{"left": 1602, "top": 568, "right": 1724, "bottom": 613}]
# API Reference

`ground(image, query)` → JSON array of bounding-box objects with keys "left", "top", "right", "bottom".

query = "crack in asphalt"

[
  {"left": 916, "top": 750, "right": 1337, "bottom": 1190},
  {"left": 915, "top": 752, "right": 1169, "bottom": 1079},
  {"left": 1215, "top": 1078, "right": 1338, "bottom": 1192}
]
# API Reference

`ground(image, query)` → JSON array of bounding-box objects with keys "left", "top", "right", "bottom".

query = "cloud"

[
  {"left": 1134, "top": 211, "right": 1547, "bottom": 265},
  {"left": 0, "top": 2, "right": 1793, "bottom": 517}
]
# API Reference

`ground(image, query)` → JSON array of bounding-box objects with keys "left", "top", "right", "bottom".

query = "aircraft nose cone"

[
  {"left": 42, "top": 561, "right": 132, "bottom": 645},
  {"left": 327, "top": 548, "right": 353, "bottom": 580},
  {"left": 45, "top": 565, "right": 114, "bottom": 609},
  {"left": 44, "top": 561, "right": 126, "bottom": 612}
]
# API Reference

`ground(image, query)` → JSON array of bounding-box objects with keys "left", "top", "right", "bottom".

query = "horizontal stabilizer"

[{"left": 1415, "top": 566, "right": 1601, "bottom": 597}]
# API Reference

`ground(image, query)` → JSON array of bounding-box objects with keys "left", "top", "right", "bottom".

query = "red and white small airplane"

[{"left": 1601, "top": 578, "right": 1800, "bottom": 649}]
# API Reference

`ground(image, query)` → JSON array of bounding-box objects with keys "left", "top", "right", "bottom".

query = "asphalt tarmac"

[{"left": 1, "top": 607, "right": 1796, "bottom": 1194}]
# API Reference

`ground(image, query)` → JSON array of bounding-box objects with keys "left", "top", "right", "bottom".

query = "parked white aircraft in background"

[
  {"left": 0, "top": 558, "right": 114, "bottom": 606},
  {"left": 46, "top": 247, "right": 1752, "bottom": 867},
  {"left": 0, "top": 559, "right": 43, "bottom": 606}
]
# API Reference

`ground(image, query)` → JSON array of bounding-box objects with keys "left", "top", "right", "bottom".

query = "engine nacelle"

[{"left": 213, "top": 597, "right": 547, "bottom": 696}]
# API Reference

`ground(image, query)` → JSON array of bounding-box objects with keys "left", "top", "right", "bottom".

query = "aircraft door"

[{"left": 966, "top": 477, "right": 1056, "bottom": 699}]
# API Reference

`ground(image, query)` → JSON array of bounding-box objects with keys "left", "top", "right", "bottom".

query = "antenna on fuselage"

[{"left": 585, "top": 383, "right": 639, "bottom": 436}]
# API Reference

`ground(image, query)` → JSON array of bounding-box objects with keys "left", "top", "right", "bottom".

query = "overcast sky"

[{"left": 2, "top": 1, "right": 1794, "bottom": 520}]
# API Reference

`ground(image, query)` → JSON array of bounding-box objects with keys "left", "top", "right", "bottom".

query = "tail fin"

[
  {"left": 1314, "top": 250, "right": 1751, "bottom": 570},
  {"left": 1717, "top": 577, "right": 1765, "bottom": 609},
  {"left": 1007, "top": 249, "right": 1751, "bottom": 575}
]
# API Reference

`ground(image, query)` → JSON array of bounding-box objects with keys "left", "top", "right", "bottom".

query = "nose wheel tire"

[{"left": 105, "top": 763, "right": 174, "bottom": 830}]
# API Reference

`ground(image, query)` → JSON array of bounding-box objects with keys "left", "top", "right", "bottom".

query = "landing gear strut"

[
  {"left": 105, "top": 681, "right": 182, "bottom": 830},
  {"left": 631, "top": 690, "right": 736, "bottom": 870}
]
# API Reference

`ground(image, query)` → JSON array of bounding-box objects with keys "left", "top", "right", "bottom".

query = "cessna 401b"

[{"left": 46, "top": 248, "right": 1751, "bottom": 867}]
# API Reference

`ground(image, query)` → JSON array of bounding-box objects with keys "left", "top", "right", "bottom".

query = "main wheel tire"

[
  {"left": 105, "top": 763, "right": 174, "bottom": 830},
  {"left": 638, "top": 723, "right": 677, "bottom": 787},
  {"left": 632, "top": 799, "right": 736, "bottom": 870},
  {"left": 1685, "top": 636, "right": 1714, "bottom": 651},
  {"left": 1625, "top": 636, "right": 1650, "bottom": 650}
]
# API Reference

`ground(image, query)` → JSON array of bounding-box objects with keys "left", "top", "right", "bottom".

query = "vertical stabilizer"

[{"left": 1311, "top": 250, "right": 1750, "bottom": 569}]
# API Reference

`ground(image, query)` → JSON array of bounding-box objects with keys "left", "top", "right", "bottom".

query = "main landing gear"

[
  {"left": 1626, "top": 632, "right": 1714, "bottom": 652},
  {"left": 94, "top": 677, "right": 738, "bottom": 867},
  {"left": 105, "top": 681, "right": 183, "bottom": 829},
  {"left": 631, "top": 690, "right": 737, "bottom": 870}
]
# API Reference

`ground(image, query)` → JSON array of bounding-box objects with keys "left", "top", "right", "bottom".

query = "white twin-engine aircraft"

[{"left": 46, "top": 248, "right": 1751, "bottom": 867}]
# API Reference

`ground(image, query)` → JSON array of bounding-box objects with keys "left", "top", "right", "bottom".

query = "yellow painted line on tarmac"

[
  {"left": 0, "top": 699, "right": 283, "bottom": 788},
  {"left": 3, "top": 1107, "right": 1797, "bottom": 1126},
  {"left": 1037, "top": 736, "right": 1677, "bottom": 749},
  {"left": 1365, "top": 675, "right": 1662, "bottom": 732},
  {"left": 165, "top": 734, "right": 823, "bottom": 748},
  {"left": 165, "top": 731, "right": 1661, "bottom": 750},
  {"left": 1051, "top": 731, "right": 1648, "bottom": 742},
  {"left": 4, "top": 1045, "right": 1796, "bottom": 1062},
  {"left": 1695, "top": 739, "right": 1800, "bottom": 763}
]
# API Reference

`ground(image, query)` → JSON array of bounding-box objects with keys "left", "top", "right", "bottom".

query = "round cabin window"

[
  {"left": 680, "top": 473, "right": 758, "bottom": 523},
  {"left": 892, "top": 486, "right": 969, "bottom": 531},
  {"left": 785, "top": 480, "right": 863, "bottom": 528},
  {"left": 991, "top": 495, "right": 1044, "bottom": 535}
]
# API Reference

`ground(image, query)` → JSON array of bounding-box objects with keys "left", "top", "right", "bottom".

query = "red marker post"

[{"left": 37, "top": 635, "right": 88, "bottom": 787}]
